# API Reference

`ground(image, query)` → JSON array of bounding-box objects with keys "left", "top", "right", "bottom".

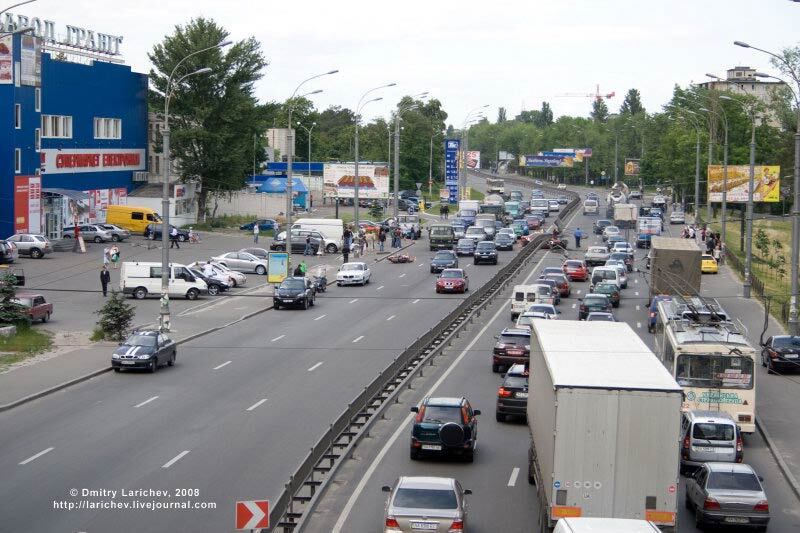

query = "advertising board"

[
  {"left": 707, "top": 165, "right": 780, "bottom": 202},
  {"left": 322, "top": 163, "right": 389, "bottom": 199},
  {"left": 444, "top": 139, "right": 460, "bottom": 204}
]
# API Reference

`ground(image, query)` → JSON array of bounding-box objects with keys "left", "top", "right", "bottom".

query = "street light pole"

[{"left": 158, "top": 41, "right": 230, "bottom": 332}]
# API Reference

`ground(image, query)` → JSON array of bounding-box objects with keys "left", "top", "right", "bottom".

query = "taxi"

[{"left": 701, "top": 254, "right": 719, "bottom": 274}]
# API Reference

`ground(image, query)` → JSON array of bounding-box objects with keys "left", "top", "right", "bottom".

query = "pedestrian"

[
  {"left": 358, "top": 229, "right": 367, "bottom": 256},
  {"left": 310, "top": 196, "right": 314, "bottom": 209},
  {"left": 103, "top": 246, "right": 110, "bottom": 266},
  {"left": 713, "top": 244, "right": 721, "bottom": 263},
  {"left": 304, "top": 234, "right": 313, "bottom": 255},
  {"left": 100, "top": 265, "right": 111, "bottom": 296},
  {"left": 293, "top": 263, "right": 303, "bottom": 277},
  {"left": 253, "top": 223, "right": 260, "bottom": 243},
  {"left": 378, "top": 228, "right": 386, "bottom": 252},
  {"left": 342, "top": 243, "right": 349, "bottom": 264},
  {"left": 444, "top": 204, "right": 449, "bottom": 219},
  {"left": 299, "top": 260, "right": 308, "bottom": 276},
  {"left": 202, "top": 261, "right": 215, "bottom": 278},
  {"left": 170, "top": 226, "right": 180, "bottom": 249},
  {"left": 110, "top": 244, "right": 120, "bottom": 269},
  {"left": 701, "top": 227, "right": 707, "bottom": 242},
  {"left": 394, "top": 226, "right": 402, "bottom": 248},
  {"left": 573, "top": 227, "right": 583, "bottom": 248}
]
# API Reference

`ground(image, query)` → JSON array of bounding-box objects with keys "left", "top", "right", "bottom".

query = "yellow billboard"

[{"left": 707, "top": 165, "right": 780, "bottom": 203}]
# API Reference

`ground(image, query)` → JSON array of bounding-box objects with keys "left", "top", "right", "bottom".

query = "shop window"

[
  {"left": 14, "top": 148, "right": 21, "bottom": 173},
  {"left": 41, "top": 115, "right": 72, "bottom": 138},
  {"left": 14, "top": 104, "right": 21, "bottom": 129},
  {"left": 94, "top": 117, "right": 122, "bottom": 139},
  {"left": 35, "top": 88, "right": 40, "bottom": 112}
]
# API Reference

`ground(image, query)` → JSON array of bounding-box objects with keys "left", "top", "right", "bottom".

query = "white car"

[
  {"left": 548, "top": 200, "right": 560, "bottom": 212},
  {"left": 669, "top": 210, "right": 686, "bottom": 224},
  {"left": 557, "top": 183, "right": 567, "bottom": 190},
  {"left": 497, "top": 227, "right": 517, "bottom": 240},
  {"left": 187, "top": 261, "right": 247, "bottom": 287},
  {"left": 336, "top": 262, "right": 371, "bottom": 286},
  {"left": 212, "top": 251, "right": 269, "bottom": 275},
  {"left": 602, "top": 225, "right": 621, "bottom": 241},
  {"left": 525, "top": 303, "right": 560, "bottom": 319},
  {"left": 604, "top": 260, "right": 628, "bottom": 289},
  {"left": 515, "top": 311, "right": 552, "bottom": 329}
]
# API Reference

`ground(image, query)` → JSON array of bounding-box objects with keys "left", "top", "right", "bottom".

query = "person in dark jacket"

[{"left": 100, "top": 266, "right": 111, "bottom": 296}]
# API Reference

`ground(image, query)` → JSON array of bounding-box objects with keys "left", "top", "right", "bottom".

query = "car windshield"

[
  {"left": 421, "top": 405, "right": 463, "bottom": 424},
  {"left": 565, "top": 261, "right": 583, "bottom": 268},
  {"left": 587, "top": 314, "right": 613, "bottom": 321},
  {"left": 606, "top": 226, "right": 619, "bottom": 233},
  {"left": 430, "top": 227, "right": 453, "bottom": 236},
  {"left": 675, "top": 354, "right": 754, "bottom": 389},
  {"left": 693, "top": 423, "right": 735, "bottom": 441},
  {"left": 457, "top": 239, "right": 473, "bottom": 247},
  {"left": 773, "top": 336, "right": 800, "bottom": 349},
  {"left": 476, "top": 244, "right": 494, "bottom": 251},
  {"left": 440, "top": 271, "right": 462, "bottom": 279},
  {"left": 12, "top": 297, "right": 33, "bottom": 306},
  {"left": 594, "top": 270, "right": 616, "bottom": 281},
  {"left": 499, "top": 334, "right": 528, "bottom": 345},
  {"left": 466, "top": 228, "right": 483, "bottom": 235},
  {"left": 706, "top": 471, "right": 761, "bottom": 492},
  {"left": 341, "top": 264, "right": 363, "bottom": 271},
  {"left": 280, "top": 279, "right": 305, "bottom": 290},
  {"left": 434, "top": 252, "right": 453, "bottom": 260},
  {"left": 125, "top": 335, "right": 156, "bottom": 347},
  {"left": 393, "top": 488, "right": 458, "bottom": 510},
  {"left": 459, "top": 209, "right": 476, "bottom": 217}
]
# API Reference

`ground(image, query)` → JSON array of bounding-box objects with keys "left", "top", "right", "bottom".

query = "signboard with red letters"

[
  {"left": 40, "top": 148, "right": 145, "bottom": 174},
  {"left": 235, "top": 500, "right": 269, "bottom": 530}
]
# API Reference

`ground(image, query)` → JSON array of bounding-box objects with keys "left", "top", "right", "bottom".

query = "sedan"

[
  {"left": 602, "top": 225, "right": 621, "bottom": 241},
  {"left": 473, "top": 241, "right": 498, "bottom": 265},
  {"left": 543, "top": 273, "right": 570, "bottom": 297},
  {"left": 111, "top": 330, "right": 176, "bottom": 373},
  {"left": 187, "top": 261, "right": 247, "bottom": 287},
  {"left": 578, "top": 294, "right": 612, "bottom": 320},
  {"left": 381, "top": 476, "right": 471, "bottom": 532},
  {"left": 511, "top": 220, "right": 529, "bottom": 237},
  {"left": 525, "top": 215, "right": 543, "bottom": 231},
  {"left": 97, "top": 224, "right": 131, "bottom": 242},
  {"left": 547, "top": 200, "right": 559, "bottom": 212},
  {"left": 143, "top": 223, "right": 189, "bottom": 242},
  {"left": 430, "top": 250, "right": 459, "bottom": 273},
  {"left": 212, "top": 252, "right": 268, "bottom": 275},
  {"left": 702, "top": 254, "right": 719, "bottom": 274},
  {"left": 670, "top": 211, "right": 686, "bottom": 224},
  {"left": 524, "top": 303, "right": 560, "bottom": 319},
  {"left": 608, "top": 251, "right": 633, "bottom": 272},
  {"left": 686, "top": 463, "right": 770, "bottom": 530},
  {"left": 337, "top": 262, "right": 371, "bottom": 286},
  {"left": 606, "top": 235, "right": 627, "bottom": 251},
  {"left": 464, "top": 226, "right": 487, "bottom": 244},
  {"left": 270, "top": 231, "right": 323, "bottom": 254},
  {"left": 454, "top": 238, "right": 476, "bottom": 256},
  {"left": 436, "top": 268, "right": 469, "bottom": 294},
  {"left": 562, "top": 259, "right": 589, "bottom": 281},
  {"left": 761, "top": 335, "right": 800, "bottom": 374},
  {"left": 239, "top": 247, "right": 270, "bottom": 260},
  {"left": 451, "top": 223, "right": 466, "bottom": 240},
  {"left": 497, "top": 227, "right": 516, "bottom": 240},
  {"left": 187, "top": 267, "right": 230, "bottom": 296},
  {"left": 494, "top": 232, "right": 515, "bottom": 250},
  {"left": 239, "top": 218, "right": 278, "bottom": 231},
  {"left": 584, "top": 246, "right": 610, "bottom": 266},
  {"left": 63, "top": 224, "right": 113, "bottom": 243},
  {"left": 6, "top": 234, "right": 52, "bottom": 258}
]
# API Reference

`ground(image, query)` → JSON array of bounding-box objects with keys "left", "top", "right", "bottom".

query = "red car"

[
  {"left": 544, "top": 273, "right": 571, "bottom": 297},
  {"left": 525, "top": 216, "right": 542, "bottom": 231},
  {"left": 562, "top": 259, "right": 589, "bottom": 281},
  {"left": 13, "top": 292, "right": 53, "bottom": 323},
  {"left": 436, "top": 268, "right": 469, "bottom": 293}
]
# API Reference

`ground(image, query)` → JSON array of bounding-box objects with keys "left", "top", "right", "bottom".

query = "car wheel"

[
  {"left": 310, "top": 296, "right": 315, "bottom": 307},
  {"left": 325, "top": 243, "right": 337, "bottom": 254},
  {"left": 111, "top": 234, "right": 120, "bottom": 242},
  {"left": 430, "top": 268, "right": 435, "bottom": 273},
  {"left": 275, "top": 245, "right": 285, "bottom": 252},
  {"left": 113, "top": 367, "right": 121, "bottom": 372},
  {"left": 149, "top": 358, "right": 157, "bottom": 373},
  {"left": 186, "top": 288, "right": 199, "bottom": 300},
  {"left": 94, "top": 236, "right": 103, "bottom": 243},
  {"left": 767, "top": 359, "right": 776, "bottom": 375},
  {"left": 255, "top": 265, "right": 266, "bottom": 275},
  {"left": 63, "top": 234, "right": 72, "bottom": 239},
  {"left": 42, "top": 312, "right": 50, "bottom": 323},
  {"left": 207, "top": 284, "right": 219, "bottom": 296},
  {"left": 464, "top": 449, "right": 474, "bottom": 463},
  {"left": 496, "top": 412, "right": 506, "bottom": 423},
  {"left": 694, "top": 506, "right": 704, "bottom": 529},
  {"left": 274, "top": 302, "right": 280, "bottom": 310},
  {"left": 30, "top": 248, "right": 42, "bottom": 259},
  {"left": 492, "top": 363, "right": 500, "bottom": 373},
  {"left": 134, "top": 287, "right": 147, "bottom": 300},
  {"left": 179, "top": 234, "right": 188, "bottom": 242},
  {"left": 410, "top": 448, "right": 419, "bottom": 460},
  {"left": 168, "top": 351, "right": 176, "bottom": 367}
]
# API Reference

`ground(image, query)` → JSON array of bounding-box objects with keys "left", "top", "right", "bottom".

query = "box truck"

[
  {"left": 648, "top": 236, "right": 701, "bottom": 303},
  {"left": 527, "top": 321, "right": 681, "bottom": 532},
  {"left": 613, "top": 203, "right": 638, "bottom": 229}
]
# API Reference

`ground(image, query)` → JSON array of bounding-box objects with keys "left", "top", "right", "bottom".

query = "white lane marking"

[
  {"left": 507, "top": 467, "right": 520, "bottom": 487},
  {"left": 162, "top": 450, "right": 190, "bottom": 469},
  {"left": 213, "top": 361, "right": 232, "bottom": 370},
  {"left": 352, "top": 335, "right": 364, "bottom": 343},
  {"left": 330, "top": 207, "right": 583, "bottom": 533},
  {"left": 412, "top": 299, "right": 420, "bottom": 304},
  {"left": 637, "top": 322, "right": 642, "bottom": 329},
  {"left": 386, "top": 315, "right": 396, "bottom": 321},
  {"left": 464, "top": 263, "right": 472, "bottom": 268},
  {"left": 349, "top": 299, "right": 358, "bottom": 304},
  {"left": 636, "top": 305, "right": 641, "bottom": 311},
  {"left": 314, "top": 314, "right": 327, "bottom": 321},
  {"left": 635, "top": 291, "right": 639, "bottom": 296},
  {"left": 376, "top": 285, "right": 384, "bottom": 291},
  {"left": 134, "top": 396, "right": 159, "bottom": 408},
  {"left": 399, "top": 273, "right": 406, "bottom": 278},
  {"left": 246, "top": 398, "right": 268, "bottom": 412},
  {"left": 418, "top": 263, "right": 424, "bottom": 267},
  {"left": 308, "top": 362, "right": 323, "bottom": 372},
  {"left": 271, "top": 334, "right": 285, "bottom": 342},
  {"left": 19, "top": 447, "right": 54, "bottom": 465},
  {"left": 576, "top": 290, "right": 581, "bottom": 294},
  {"left": 571, "top": 303, "right": 576, "bottom": 309},
  {"left": 634, "top": 278, "right": 639, "bottom": 284}
]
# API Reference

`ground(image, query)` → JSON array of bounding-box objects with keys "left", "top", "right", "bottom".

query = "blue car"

[
  {"left": 648, "top": 295, "right": 673, "bottom": 333},
  {"left": 240, "top": 219, "right": 278, "bottom": 232},
  {"left": 454, "top": 238, "right": 476, "bottom": 256}
]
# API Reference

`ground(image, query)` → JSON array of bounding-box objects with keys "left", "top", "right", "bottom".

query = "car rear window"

[
  {"left": 499, "top": 334, "right": 528, "bottom": 345},
  {"left": 584, "top": 200, "right": 597, "bottom": 206},
  {"left": 421, "top": 405, "right": 462, "bottom": 424},
  {"left": 706, "top": 471, "right": 761, "bottom": 491},
  {"left": 393, "top": 488, "right": 458, "bottom": 510},
  {"left": 565, "top": 261, "right": 583, "bottom": 268},
  {"left": 693, "top": 423, "right": 735, "bottom": 441},
  {"left": 773, "top": 336, "right": 800, "bottom": 349},
  {"left": 503, "top": 376, "right": 527, "bottom": 389},
  {"left": 435, "top": 252, "right": 453, "bottom": 259},
  {"left": 457, "top": 239, "right": 473, "bottom": 246}
]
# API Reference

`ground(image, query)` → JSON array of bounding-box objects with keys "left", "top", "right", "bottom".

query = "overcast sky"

[{"left": 14, "top": 0, "right": 799, "bottom": 126}]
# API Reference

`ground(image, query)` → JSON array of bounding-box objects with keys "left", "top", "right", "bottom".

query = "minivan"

[
  {"left": 105, "top": 205, "right": 161, "bottom": 233},
  {"left": 290, "top": 218, "right": 344, "bottom": 253},
  {"left": 511, "top": 284, "right": 543, "bottom": 319},
  {"left": 120, "top": 261, "right": 208, "bottom": 300},
  {"left": 583, "top": 199, "right": 599, "bottom": 215},
  {"left": 680, "top": 410, "right": 742, "bottom": 474},
  {"left": 590, "top": 266, "right": 621, "bottom": 289}
]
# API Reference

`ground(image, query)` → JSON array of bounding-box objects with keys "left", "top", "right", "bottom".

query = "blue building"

[{"left": 0, "top": 32, "right": 147, "bottom": 238}]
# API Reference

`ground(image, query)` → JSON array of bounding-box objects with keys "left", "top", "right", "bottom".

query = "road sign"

[{"left": 236, "top": 500, "right": 269, "bottom": 530}]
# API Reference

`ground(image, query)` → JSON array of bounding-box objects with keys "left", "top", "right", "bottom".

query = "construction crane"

[{"left": 556, "top": 84, "right": 616, "bottom": 102}]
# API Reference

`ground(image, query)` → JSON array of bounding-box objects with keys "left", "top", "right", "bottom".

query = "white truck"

[
  {"left": 458, "top": 199, "right": 480, "bottom": 213},
  {"left": 486, "top": 177, "right": 505, "bottom": 195},
  {"left": 613, "top": 203, "right": 638, "bottom": 229},
  {"left": 527, "top": 321, "right": 681, "bottom": 532}
]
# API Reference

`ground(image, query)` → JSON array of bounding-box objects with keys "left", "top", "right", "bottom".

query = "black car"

[
  {"left": 593, "top": 219, "right": 613, "bottom": 235},
  {"left": 761, "top": 335, "right": 800, "bottom": 374},
  {"left": 494, "top": 232, "right": 515, "bottom": 251},
  {"left": 187, "top": 267, "right": 230, "bottom": 296},
  {"left": 496, "top": 364, "right": 529, "bottom": 422},
  {"left": 473, "top": 241, "right": 498, "bottom": 265},
  {"left": 493, "top": 328, "right": 531, "bottom": 372},
  {"left": 578, "top": 294, "right": 612, "bottom": 320},
  {"left": 144, "top": 223, "right": 189, "bottom": 241},
  {"left": 273, "top": 276, "right": 316, "bottom": 310},
  {"left": 410, "top": 396, "right": 480, "bottom": 462},
  {"left": 454, "top": 238, "right": 476, "bottom": 256},
  {"left": 430, "top": 250, "right": 458, "bottom": 273},
  {"left": 636, "top": 233, "right": 652, "bottom": 249},
  {"left": 112, "top": 330, "right": 176, "bottom": 373},
  {"left": 270, "top": 231, "right": 323, "bottom": 254}
]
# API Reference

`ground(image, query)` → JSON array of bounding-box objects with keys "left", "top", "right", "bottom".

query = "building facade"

[
  {"left": 266, "top": 127, "right": 294, "bottom": 162},
  {"left": 699, "top": 66, "right": 785, "bottom": 127},
  {"left": 0, "top": 31, "right": 147, "bottom": 238}
]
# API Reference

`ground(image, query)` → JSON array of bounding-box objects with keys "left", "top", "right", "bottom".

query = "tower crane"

[{"left": 556, "top": 84, "right": 616, "bottom": 101}]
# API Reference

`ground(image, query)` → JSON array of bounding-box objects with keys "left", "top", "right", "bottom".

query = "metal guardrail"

[{"left": 267, "top": 176, "right": 580, "bottom": 532}]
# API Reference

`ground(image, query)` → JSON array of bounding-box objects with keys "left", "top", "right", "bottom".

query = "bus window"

[{"left": 675, "top": 354, "right": 754, "bottom": 389}]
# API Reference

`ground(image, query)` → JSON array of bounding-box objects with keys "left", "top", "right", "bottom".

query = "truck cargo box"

[{"left": 649, "top": 237, "right": 701, "bottom": 302}]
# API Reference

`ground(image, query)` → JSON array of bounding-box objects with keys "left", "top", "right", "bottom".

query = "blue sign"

[
  {"left": 554, "top": 481, "right": 561, "bottom": 489},
  {"left": 542, "top": 151, "right": 574, "bottom": 158},
  {"left": 444, "top": 138, "right": 460, "bottom": 204}
]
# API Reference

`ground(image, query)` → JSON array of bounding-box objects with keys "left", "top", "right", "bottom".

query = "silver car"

[
  {"left": 6, "top": 234, "right": 52, "bottom": 258},
  {"left": 62, "top": 224, "right": 113, "bottom": 243},
  {"left": 382, "top": 476, "right": 470, "bottom": 533},
  {"left": 212, "top": 251, "right": 268, "bottom": 275},
  {"left": 98, "top": 224, "right": 131, "bottom": 242},
  {"left": 584, "top": 246, "right": 610, "bottom": 266},
  {"left": 686, "top": 462, "right": 770, "bottom": 529},
  {"left": 601, "top": 225, "right": 620, "bottom": 242}
]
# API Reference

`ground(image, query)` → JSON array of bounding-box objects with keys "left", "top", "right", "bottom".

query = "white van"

[
  {"left": 555, "top": 518, "right": 661, "bottom": 533},
  {"left": 511, "top": 284, "right": 540, "bottom": 319},
  {"left": 120, "top": 261, "right": 208, "bottom": 300},
  {"left": 291, "top": 218, "right": 344, "bottom": 253},
  {"left": 590, "top": 266, "right": 621, "bottom": 289},
  {"left": 583, "top": 199, "right": 599, "bottom": 215}
]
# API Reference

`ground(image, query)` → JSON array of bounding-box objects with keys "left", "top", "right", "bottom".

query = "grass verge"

[{"left": 0, "top": 326, "right": 53, "bottom": 367}]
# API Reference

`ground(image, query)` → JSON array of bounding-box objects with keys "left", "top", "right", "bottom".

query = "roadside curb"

[{"left": 756, "top": 418, "right": 800, "bottom": 501}]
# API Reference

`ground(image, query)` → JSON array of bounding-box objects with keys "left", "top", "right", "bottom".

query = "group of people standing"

[
  {"left": 341, "top": 224, "right": 405, "bottom": 263},
  {"left": 684, "top": 224, "right": 724, "bottom": 263},
  {"left": 438, "top": 203, "right": 450, "bottom": 219}
]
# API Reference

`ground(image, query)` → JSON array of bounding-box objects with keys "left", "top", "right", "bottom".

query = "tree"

[
  {"left": 754, "top": 228, "right": 771, "bottom": 260},
  {"left": 0, "top": 274, "right": 27, "bottom": 326},
  {"left": 591, "top": 99, "right": 609, "bottom": 123},
  {"left": 94, "top": 291, "right": 135, "bottom": 341},
  {"left": 148, "top": 18, "right": 269, "bottom": 220},
  {"left": 620, "top": 88, "right": 645, "bottom": 116},
  {"left": 539, "top": 102, "right": 554, "bottom": 126},
  {"left": 497, "top": 107, "right": 507, "bottom": 123}
]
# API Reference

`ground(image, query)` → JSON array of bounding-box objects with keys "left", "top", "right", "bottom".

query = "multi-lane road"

[{"left": 304, "top": 174, "right": 800, "bottom": 533}]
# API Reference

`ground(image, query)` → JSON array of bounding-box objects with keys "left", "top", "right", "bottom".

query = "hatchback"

[
  {"left": 562, "top": 259, "right": 589, "bottom": 281},
  {"left": 382, "top": 476, "right": 471, "bottom": 533},
  {"left": 579, "top": 294, "right": 612, "bottom": 320}
]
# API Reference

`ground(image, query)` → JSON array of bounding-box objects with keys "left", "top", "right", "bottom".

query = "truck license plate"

[
  {"left": 410, "top": 522, "right": 438, "bottom": 530},
  {"left": 421, "top": 444, "right": 441, "bottom": 451},
  {"left": 724, "top": 517, "right": 749, "bottom": 524}
]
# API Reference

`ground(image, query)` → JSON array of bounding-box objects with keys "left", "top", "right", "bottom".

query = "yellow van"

[{"left": 106, "top": 205, "right": 161, "bottom": 234}]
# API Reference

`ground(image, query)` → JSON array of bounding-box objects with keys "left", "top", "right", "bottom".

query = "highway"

[
  {"left": 304, "top": 174, "right": 800, "bottom": 533},
  {"left": 0, "top": 214, "right": 535, "bottom": 531}
]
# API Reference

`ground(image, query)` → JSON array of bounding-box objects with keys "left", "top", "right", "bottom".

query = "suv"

[
  {"left": 492, "top": 328, "right": 530, "bottom": 372},
  {"left": 63, "top": 224, "right": 113, "bottom": 243},
  {"left": 0, "top": 240, "right": 18, "bottom": 263},
  {"left": 430, "top": 250, "right": 458, "bottom": 273},
  {"left": 496, "top": 364, "right": 529, "bottom": 422},
  {"left": 410, "top": 397, "right": 480, "bottom": 462},
  {"left": 272, "top": 276, "right": 316, "bottom": 310},
  {"left": 6, "top": 234, "right": 51, "bottom": 258},
  {"left": 473, "top": 241, "right": 498, "bottom": 265}
]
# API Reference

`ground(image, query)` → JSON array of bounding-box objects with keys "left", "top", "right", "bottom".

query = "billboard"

[
  {"left": 20, "top": 35, "right": 41, "bottom": 87},
  {"left": 498, "top": 151, "right": 514, "bottom": 161},
  {"left": 14, "top": 175, "right": 41, "bottom": 233},
  {"left": 523, "top": 154, "right": 574, "bottom": 168},
  {"left": 707, "top": 165, "right": 780, "bottom": 203},
  {"left": 465, "top": 150, "right": 480, "bottom": 170},
  {"left": 322, "top": 163, "right": 389, "bottom": 199},
  {"left": 40, "top": 148, "right": 146, "bottom": 174},
  {"left": 624, "top": 158, "right": 641, "bottom": 176},
  {"left": 0, "top": 35, "right": 12, "bottom": 84},
  {"left": 444, "top": 139, "right": 460, "bottom": 204}
]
